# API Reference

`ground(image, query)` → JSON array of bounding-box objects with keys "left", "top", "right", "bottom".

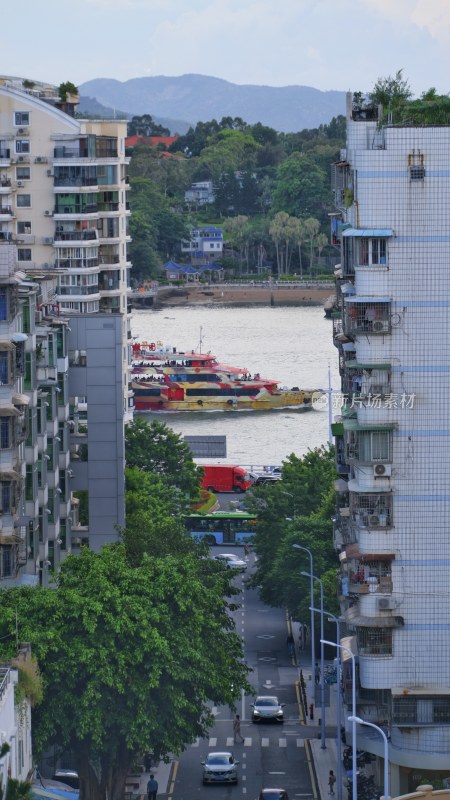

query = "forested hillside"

[{"left": 127, "top": 113, "right": 346, "bottom": 282}]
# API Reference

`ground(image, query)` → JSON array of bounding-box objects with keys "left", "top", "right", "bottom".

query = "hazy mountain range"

[{"left": 79, "top": 74, "right": 346, "bottom": 134}]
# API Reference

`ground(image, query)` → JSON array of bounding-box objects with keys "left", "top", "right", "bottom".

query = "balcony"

[
  {"left": 54, "top": 229, "right": 98, "bottom": 243},
  {"left": 344, "top": 299, "right": 391, "bottom": 336},
  {"left": 349, "top": 492, "right": 393, "bottom": 529},
  {"left": 0, "top": 207, "right": 14, "bottom": 219}
]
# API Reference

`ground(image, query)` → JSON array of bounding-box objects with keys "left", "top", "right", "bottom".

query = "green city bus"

[{"left": 185, "top": 512, "right": 257, "bottom": 546}]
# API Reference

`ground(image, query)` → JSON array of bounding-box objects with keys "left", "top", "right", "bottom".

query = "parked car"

[
  {"left": 201, "top": 752, "right": 239, "bottom": 784},
  {"left": 213, "top": 553, "right": 247, "bottom": 572},
  {"left": 259, "top": 790, "right": 289, "bottom": 800},
  {"left": 52, "top": 770, "right": 79, "bottom": 790},
  {"left": 251, "top": 696, "right": 285, "bottom": 723},
  {"left": 249, "top": 472, "right": 281, "bottom": 486}
]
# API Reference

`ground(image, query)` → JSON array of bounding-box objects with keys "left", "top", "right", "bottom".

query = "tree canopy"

[
  {"left": 245, "top": 447, "right": 338, "bottom": 643},
  {"left": 125, "top": 417, "right": 201, "bottom": 502},
  {"left": 0, "top": 544, "right": 251, "bottom": 800}
]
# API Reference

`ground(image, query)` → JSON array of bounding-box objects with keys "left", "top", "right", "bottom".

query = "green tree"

[
  {"left": 128, "top": 114, "right": 170, "bottom": 137},
  {"left": 271, "top": 152, "right": 330, "bottom": 221},
  {"left": 368, "top": 69, "right": 412, "bottom": 109},
  {"left": 58, "top": 81, "right": 78, "bottom": 101},
  {"left": 122, "top": 467, "right": 193, "bottom": 566},
  {"left": 246, "top": 447, "right": 336, "bottom": 611},
  {"left": 0, "top": 546, "right": 251, "bottom": 800},
  {"left": 125, "top": 418, "right": 201, "bottom": 502}
]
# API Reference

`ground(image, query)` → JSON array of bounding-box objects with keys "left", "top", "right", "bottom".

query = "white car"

[
  {"left": 213, "top": 553, "right": 247, "bottom": 572},
  {"left": 251, "top": 695, "right": 285, "bottom": 723},
  {"left": 202, "top": 752, "right": 239, "bottom": 784}
]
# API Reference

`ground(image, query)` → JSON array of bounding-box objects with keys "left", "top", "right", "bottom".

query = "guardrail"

[{"left": 0, "top": 667, "right": 10, "bottom": 703}]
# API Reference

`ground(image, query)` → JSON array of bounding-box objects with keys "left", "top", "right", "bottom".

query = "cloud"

[{"left": 362, "top": 0, "right": 450, "bottom": 41}]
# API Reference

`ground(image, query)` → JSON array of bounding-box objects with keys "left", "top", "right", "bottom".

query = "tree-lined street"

[{"left": 171, "top": 547, "right": 315, "bottom": 800}]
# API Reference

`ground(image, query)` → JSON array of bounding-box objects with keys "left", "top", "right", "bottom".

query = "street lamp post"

[
  {"left": 292, "top": 544, "right": 315, "bottom": 705},
  {"left": 311, "top": 608, "right": 342, "bottom": 800},
  {"left": 322, "top": 639, "right": 357, "bottom": 800},
  {"left": 348, "top": 716, "right": 389, "bottom": 800},
  {"left": 303, "top": 572, "right": 325, "bottom": 749}
]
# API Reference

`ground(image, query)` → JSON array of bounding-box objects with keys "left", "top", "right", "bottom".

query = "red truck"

[{"left": 201, "top": 465, "right": 253, "bottom": 493}]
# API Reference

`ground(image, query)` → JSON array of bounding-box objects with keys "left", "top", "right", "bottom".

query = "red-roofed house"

[{"left": 125, "top": 134, "right": 178, "bottom": 149}]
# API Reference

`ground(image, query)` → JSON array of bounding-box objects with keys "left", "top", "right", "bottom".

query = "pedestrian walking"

[
  {"left": 315, "top": 663, "right": 320, "bottom": 685},
  {"left": 233, "top": 713, "right": 244, "bottom": 743},
  {"left": 328, "top": 770, "right": 336, "bottom": 796},
  {"left": 147, "top": 774, "right": 158, "bottom": 800}
]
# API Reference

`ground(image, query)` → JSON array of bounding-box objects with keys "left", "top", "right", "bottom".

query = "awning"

[
  {"left": 334, "top": 478, "right": 348, "bottom": 492},
  {"left": 340, "top": 282, "right": 355, "bottom": 294},
  {"left": 345, "top": 361, "right": 391, "bottom": 370},
  {"left": 10, "top": 333, "right": 28, "bottom": 343},
  {"left": 342, "top": 342, "right": 356, "bottom": 352},
  {"left": 340, "top": 549, "right": 395, "bottom": 562},
  {"left": 345, "top": 612, "right": 403, "bottom": 628},
  {"left": 348, "top": 479, "right": 392, "bottom": 493},
  {"left": 342, "top": 228, "right": 394, "bottom": 238},
  {"left": 0, "top": 404, "right": 20, "bottom": 416},
  {"left": 344, "top": 421, "right": 397, "bottom": 432},
  {"left": 12, "top": 393, "right": 30, "bottom": 406},
  {"left": 344, "top": 296, "right": 391, "bottom": 304}
]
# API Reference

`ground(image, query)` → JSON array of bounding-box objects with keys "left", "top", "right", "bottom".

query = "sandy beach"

[{"left": 154, "top": 284, "right": 335, "bottom": 308}]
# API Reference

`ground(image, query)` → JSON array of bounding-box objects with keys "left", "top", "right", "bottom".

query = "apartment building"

[
  {"left": 0, "top": 76, "right": 130, "bottom": 580},
  {"left": 331, "top": 93, "right": 450, "bottom": 792}
]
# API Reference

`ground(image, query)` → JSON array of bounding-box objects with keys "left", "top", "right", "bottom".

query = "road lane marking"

[
  {"left": 261, "top": 737, "right": 269, "bottom": 747},
  {"left": 208, "top": 737, "right": 217, "bottom": 747},
  {"left": 244, "top": 737, "right": 252, "bottom": 746},
  {"left": 226, "top": 737, "right": 234, "bottom": 746},
  {"left": 279, "top": 738, "right": 287, "bottom": 747},
  {"left": 269, "top": 772, "right": 286, "bottom": 775},
  {"left": 296, "top": 739, "right": 305, "bottom": 747},
  {"left": 191, "top": 738, "right": 199, "bottom": 747}
]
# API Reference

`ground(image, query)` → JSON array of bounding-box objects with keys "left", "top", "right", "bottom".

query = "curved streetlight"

[
  {"left": 348, "top": 716, "right": 389, "bottom": 800},
  {"left": 322, "top": 639, "right": 357, "bottom": 800},
  {"left": 303, "top": 571, "right": 325, "bottom": 749},
  {"left": 291, "top": 544, "right": 315, "bottom": 704},
  {"left": 311, "top": 608, "right": 342, "bottom": 800}
]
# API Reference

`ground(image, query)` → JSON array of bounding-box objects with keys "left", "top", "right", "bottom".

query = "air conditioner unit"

[
  {"left": 372, "top": 320, "right": 390, "bottom": 333},
  {"left": 18, "top": 128, "right": 25, "bottom": 134},
  {"left": 44, "top": 210, "right": 52, "bottom": 216},
  {"left": 35, "top": 311, "right": 43, "bottom": 323},
  {"left": 368, "top": 514, "right": 380, "bottom": 527},
  {"left": 17, "top": 156, "right": 25, "bottom": 162},
  {"left": 16, "top": 181, "right": 23, "bottom": 187},
  {"left": 373, "top": 463, "right": 392, "bottom": 477},
  {"left": 43, "top": 237, "right": 53, "bottom": 245},
  {"left": 35, "top": 157, "right": 45, "bottom": 163},
  {"left": 72, "top": 537, "right": 82, "bottom": 546},
  {"left": 377, "top": 597, "right": 395, "bottom": 611},
  {"left": 47, "top": 169, "right": 53, "bottom": 176}
]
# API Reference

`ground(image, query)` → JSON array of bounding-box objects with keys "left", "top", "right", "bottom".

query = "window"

[
  {"left": 15, "top": 140, "right": 30, "bottom": 154},
  {"left": 16, "top": 167, "right": 30, "bottom": 180},
  {"left": 0, "top": 351, "right": 9, "bottom": 384},
  {"left": 0, "top": 545, "right": 13, "bottom": 577},
  {"left": 17, "top": 249, "right": 32, "bottom": 261},
  {"left": 0, "top": 417, "right": 10, "bottom": 449},
  {"left": 358, "top": 238, "right": 387, "bottom": 267},
  {"left": 25, "top": 464, "right": 34, "bottom": 501},
  {"left": 358, "top": 430, "right": 392, "bottom": 462},
  {"left": 17, "top": 221, "right": 32, "bottom": 234},
  {"left": 15, "top": 112, "right": 30, "bottom": 126},
  {"left": 0, "top": 482, "right": 12, "bottom": 513},
  {"left": 17, "top": 194, "right": 31, "bottom": 208},
  {"left": 410, "top": 165, "right": 425, "bottom": 181},
  {"left": 357, "top": 627, "right": 392, "bottom": 656},
  {"left": 0, "top": 287, "right": 7, "bottom": 321}
]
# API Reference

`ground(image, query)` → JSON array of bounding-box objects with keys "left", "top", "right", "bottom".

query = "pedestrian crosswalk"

[{"left": 191, "top": 737, "right": 305, "bottom": 749}]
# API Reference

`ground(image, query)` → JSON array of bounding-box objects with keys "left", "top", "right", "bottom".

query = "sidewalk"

[
  {"left": 125, "top": 759, "right": 174, "bottom": 798},
  {"left": 290, "top": 621, "right": 343, "bottom": 800}
]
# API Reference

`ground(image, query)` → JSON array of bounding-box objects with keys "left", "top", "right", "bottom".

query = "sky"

[{"left": 5, "top": 0, "right": 450, "bottom": 97}]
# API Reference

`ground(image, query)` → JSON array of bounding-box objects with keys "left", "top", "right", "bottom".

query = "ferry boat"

[{"left": 131, "top": 341, "right": 319, "bottom": 413}]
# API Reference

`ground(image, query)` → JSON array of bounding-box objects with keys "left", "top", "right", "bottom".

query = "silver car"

[
  {"left": 251, "top": 695, "right": 285, "bottom": 723},
  {"left": 213, "top": 553, "right": 247, "bottom": 572},
  {"left": 202, "top": 752, "right": 239, "bottom": 784}
]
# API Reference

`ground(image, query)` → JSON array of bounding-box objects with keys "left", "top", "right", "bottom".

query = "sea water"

[{"left": 131, "top": 304, "right": 339, "bottom": 467}]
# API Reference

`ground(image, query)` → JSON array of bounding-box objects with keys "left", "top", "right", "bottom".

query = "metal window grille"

[{"left": 357, "top": 626, "right": 393, "bottom": 656}]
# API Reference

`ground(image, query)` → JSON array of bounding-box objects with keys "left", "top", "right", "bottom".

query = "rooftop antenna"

[{"left": 197, "top": 326, "right": 204, "bottom": 354}]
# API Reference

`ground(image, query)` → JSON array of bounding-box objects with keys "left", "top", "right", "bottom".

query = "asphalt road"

[{"left": 170, "top": 546, "right": 315, "bottom": 800}]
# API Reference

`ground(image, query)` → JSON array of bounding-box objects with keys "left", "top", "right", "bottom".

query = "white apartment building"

[
  {"left": 331, "top": 94, "right": 450, "bottom": 792},
  {"left": 0, "top": 77, "right": 129, "bottom": 578}
]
